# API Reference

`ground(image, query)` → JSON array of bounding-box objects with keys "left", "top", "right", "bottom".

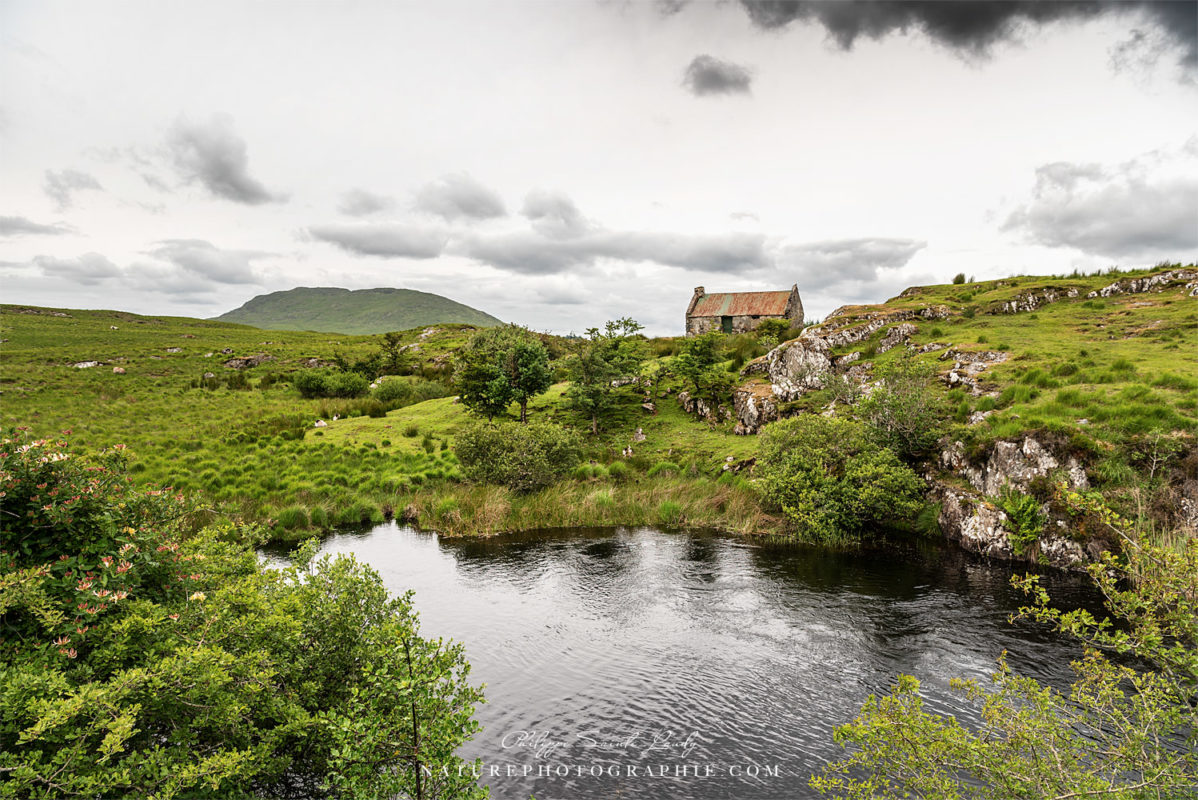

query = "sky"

[{"left": 1, "top": 0, "right": 1196, "bottom": 336}]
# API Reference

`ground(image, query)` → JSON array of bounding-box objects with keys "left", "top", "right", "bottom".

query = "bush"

[
  {"left": 758, "top": 416, "right": 923, "bottom": 542},
  {"left": 855, "top": 352, "right": 949, "bottom": 459},
  {"left": 293, "top": 369, "right": 370, "bottom": 399},
  {"left": 0, "top": 434, "right": 486, "bottom": 800},
  {"left": 952, "top": 272, "right": 966, "bottom": 284},
  {"left": 454, "top": 421, "right": 582, "bottom": 493}
]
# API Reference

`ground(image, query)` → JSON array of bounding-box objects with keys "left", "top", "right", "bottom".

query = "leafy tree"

[
  {"left": 757, "top": 416, "right": 923, "bottom": 542},
  {"left": 454, "top": 420, "right": 582, "bottom": 492},
  {"left": 855, "top": 351, "right": 948, "bottom": 459},
  {"left": 564, "top": 318, "right": 646, "bottom": 434},
  {"left": 813, "top": 490, "right": 1198, "bottom": 799},
  {"left": 454, "top": 325, "right": 553, "bottom": 423},
  {"left": 380, "top": 331, "right": 410, "bottom": 375},
  {"left": 952, "top": 272, "right": 967, "bottom": 284},
  {"left": 0, "top": 433, "right": 485, "bottom": 799},
  {"left": 672, "top": 331, "right": 734, "bottom": 411},
  {"left": 755, "top": 318, "right": 793, "bottom": 349}
]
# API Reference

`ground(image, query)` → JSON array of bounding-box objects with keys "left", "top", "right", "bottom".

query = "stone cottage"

[{"left": 685, "top": 285, "right": 804, "bottom": 336}]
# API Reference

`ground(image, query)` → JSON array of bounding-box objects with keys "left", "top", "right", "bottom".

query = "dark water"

[{"left": 268, "top": 524, "right": 1102, "bottom": 800}]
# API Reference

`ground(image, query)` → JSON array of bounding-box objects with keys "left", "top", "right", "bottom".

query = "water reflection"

[{"left": 266, "top": 524, "right": 1101, "bottom": 800}]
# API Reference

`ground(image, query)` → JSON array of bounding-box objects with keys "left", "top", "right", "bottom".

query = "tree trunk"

[
  {"left": 403, "top": 637, "right": 423, "bottom": 800},
  {"left": 520, "top": 399, "right": 528, "bottom": 424},
  {"left": 591, "top": 412, "right": 598, "bottom": 435}
]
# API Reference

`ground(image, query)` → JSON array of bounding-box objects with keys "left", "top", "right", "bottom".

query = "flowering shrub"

[{"left": 0, "top": 431, "right": 485, "bottom": 799}]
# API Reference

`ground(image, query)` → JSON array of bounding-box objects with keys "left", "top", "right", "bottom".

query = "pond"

[{"left": 266, "top": 524, "right": 1101, "bottom": 799}]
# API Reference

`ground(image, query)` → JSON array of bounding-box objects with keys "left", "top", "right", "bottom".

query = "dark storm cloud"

[
  {"left": 521, "top": 190, "right": 591, "bottom": 238},
  {"left": 780, "top": 237, "right": 927, "bottom": 288},
  {"left": 338, "top": 189, "right": 396, "bottom": 217},
  {"left": 33, "top": 252, "right": 123, "bottom": 285},
  {"left": 166, "top": 115, "right": 284, "bottom": 205},
  {"left": 414, "top": 174, "right": 507, "bottom": 221},
  {"left": 146, "top": 239, "right": 266, "bottom": 284},
  {"left": 308, "top": 223, "right": 447, "bottom": 258},
  {"left": 460, "top": 229, "right": 770, "bottom": 275},
  {"left": 43, "top": 169, "right": 103, "bottom": 210},
  {"left": 0, "top": 216, "right": 71, "bottom": 237},
  {"left": 1003, "top": 149, "right": 1198, "bottom": 258},
  {"left": 682, "top": 55, "right": 754, "bottom": 96},
  {"left": 737, "top": 1, "right": 1197, "bottom": 69}
]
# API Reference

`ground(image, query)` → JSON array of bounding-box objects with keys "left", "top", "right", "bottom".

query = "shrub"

[
  {"left": 757, "top": 416, "right": 923, "bottom": 542},
  {"left": 454, "top": 421, "right": 582, "bottom": 493},
  {"left": 951, "top": 272, "right": 966, "bottom": 284},
  {"left": 403, "top": 424, "right": 420, "bottom": 437},
  {"left": 0, "top": 434, "right": 485, "bottom": 799},
  {"left": 293, "top": 369, "right": 370, "bottom": 399},
  {"left": 855, "top": 352, "right": 949, "bottom": 459}
]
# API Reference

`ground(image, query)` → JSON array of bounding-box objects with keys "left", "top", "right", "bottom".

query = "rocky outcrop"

[
  {"left": 877, "top": 323, "right": 916, "bottom": 354},
  {"left": 732, "top": 384, "right": 780, "bottom": 435},
  {"left": 940, "top": 437, "right": 1088, "bottom": 497},
  {"left": 939, "top": 348, "right": 1009, "bottom": 393},
  {"left": 677, "top": 391, "right": 730, "bottom": 423},
  {"left": 1089, "top": 268, "right": 1198, "bottom": 298},
  {"left": 765, "top": 336, "right": 832, "bottom": 401},
  {"left": 998, "top": 287, "right": 1080, "bottom": 313},
  {"left": 223, "top": 353, "right": 273, "bottom": 369},
  {"left": 935, "top": 436, "right": 1094, "bottom": 571}
]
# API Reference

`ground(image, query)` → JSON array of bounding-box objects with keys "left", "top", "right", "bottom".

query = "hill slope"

[{"left": 215, "top": 287, "right": 503, "bottom": 334}]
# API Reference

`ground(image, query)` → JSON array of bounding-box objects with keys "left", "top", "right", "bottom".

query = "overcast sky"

[{"left": 2, "top": 1, "right": 1196, "bottom": 335}]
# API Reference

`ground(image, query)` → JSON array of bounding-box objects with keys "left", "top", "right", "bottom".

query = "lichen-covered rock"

[
  {"left": 766, "top": 336, "right": 832, "bottom": 401},
  {"left": 732, "top": 384, "right": 778, "bottom": 435},
  {"left": 1038, "top": 533, "right": 1087, "bottom": 570},
  {"left": 939, "top": 490, "right": 1015, "bottom": 560},
  {"left": 1088, "top": 268, "right": 1198, "bottom": 298},
  {"left": 999, "top": 287, "right": 1080, "bottom": 313},
  {"left": 942, "top": 437, "right": 1088, "bottom": 497},
  {"left": 877, "top": 323, "right": 917, "bottom": 354}
]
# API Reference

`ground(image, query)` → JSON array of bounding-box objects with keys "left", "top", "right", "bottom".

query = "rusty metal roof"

[{"left": 690, "top": 290, "right": 791, "bottom": 317}]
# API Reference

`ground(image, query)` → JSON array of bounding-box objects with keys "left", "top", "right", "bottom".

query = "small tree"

[
  {"left": 813, "top": 493, "right": 1198, "bottom": 799},
  {"left": 564, "top": 318, "right": 646, "bottom": 434},
  {"left": 755, "top": 318, "right": 792, "bottom": 349},
  {"left": 379, "top": 331, "right": 410, "bottom": 375},
  {"left": 952, "top": 272, "right": 966, "bottom": 284},
  {"left": 454, "top": 326, "right": 553, "bottom": 423},
  {"left": 855, "top": 351, "right": 948, "bottom": 459},
  {"left": 673, "top": 331, "right": 734, "bottom": 412},
  {"left": 454, "top": 420, "right": 582, "bottom": 492}
]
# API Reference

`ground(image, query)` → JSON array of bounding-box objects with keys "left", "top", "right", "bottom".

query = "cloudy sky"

[{"left": 2, "top": 1, "right": 1196, "bottom": 335}]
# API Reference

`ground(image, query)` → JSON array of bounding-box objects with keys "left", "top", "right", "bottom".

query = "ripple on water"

[{"left": 276, "top": 524, "right": 1101, "bottom": 800}]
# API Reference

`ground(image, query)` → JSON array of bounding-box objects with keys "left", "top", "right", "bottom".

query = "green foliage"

[
  {"left": 454, "top": 325, "right": 553, "bottom": 422},
  {"left": 564, "top": 318, "right": 647, "bottom": 434},
  {"left": 813, "top": 504, "right": 1198, "bottom": 799},
  {"left": 646, "top": 461, "right": 680, "bottom": 477},
  {"left": 0, "top": 434, "right": 485, "bottom": 799},
  {"left": 754, "top": 317, "right": 793, "bottom": 346},
  {"left": 453, "top": 420, "right": 582, "bottom": 493},
  {"left": 855, "top": 352, "right": 948, "bottom": 459},
  {"left": 998, "top": 489, "right": 1045, "bottom": 554},
  {"left": 951, "top": 272, "right": 966, "bottom": 284},
  {"left": 757, "top": 416, "right": 923, "bottom": 542},
  {"left": 292, "top": 369, "right": 370, "bottom": 399}
]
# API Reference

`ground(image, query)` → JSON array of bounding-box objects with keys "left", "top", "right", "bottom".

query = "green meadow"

[{"left": 2, "top": 263, "right": 1195, "bottom": 543}]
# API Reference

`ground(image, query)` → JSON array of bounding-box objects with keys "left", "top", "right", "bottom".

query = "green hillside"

[{"left": 214, "top": 286, "right": 503, "bottom": 334}]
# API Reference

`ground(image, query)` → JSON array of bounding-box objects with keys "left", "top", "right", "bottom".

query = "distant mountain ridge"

[{"left": 214, "top": 287, "right": 503, "bottom": 335}]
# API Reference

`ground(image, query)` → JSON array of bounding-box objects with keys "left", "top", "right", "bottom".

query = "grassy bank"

[{"left": 3, "top": 264, "right": 1195, "bottom": 546}]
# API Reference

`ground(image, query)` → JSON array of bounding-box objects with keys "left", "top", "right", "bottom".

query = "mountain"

[{"left": 214, "top": 287, "right": 503, "bottom": 335}]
